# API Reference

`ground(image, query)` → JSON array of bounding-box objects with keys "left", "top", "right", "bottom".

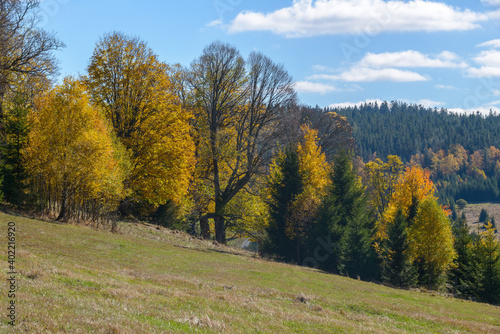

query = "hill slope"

[
  {"left": 330, "top": 101, "right": 500, "bottom": 162},
  {"left": 1, "top": 212, "right": 499, "bottom": 333}
]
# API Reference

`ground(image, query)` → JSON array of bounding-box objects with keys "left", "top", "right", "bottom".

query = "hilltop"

[{"left": 1, "top": 212, "right": 499, "bottom": 333}]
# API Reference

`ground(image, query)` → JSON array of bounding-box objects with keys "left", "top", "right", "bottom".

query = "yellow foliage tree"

[
  {"left": 24, "top": 77, "right": 127, "bottom": 222},
  {"left": 408, "top": 197, "right": 456, "bottom": 287},
  {"left": 363, "top": 155, "right": 404, "bottom": 219},
  {"left": 85, "top": 32, "right": 195, "bottom": 213},
  {"left": 286, "top": 125, "right": 330, "bottom": 242},
  {"left": 375, "top": 165, "right": 455, "bottom": 288}
]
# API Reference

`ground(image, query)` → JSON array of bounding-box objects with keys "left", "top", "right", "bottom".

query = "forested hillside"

[
  {"left": 330, "top": 101, "right": 500, "bottom": 203},
  {"left": 330, "top": 101, "right": 500, "bottom": 163}
]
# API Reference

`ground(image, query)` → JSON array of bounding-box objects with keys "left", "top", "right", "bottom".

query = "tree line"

[{"left": 330, "top": 101, "right": 500, "bottom": 164}]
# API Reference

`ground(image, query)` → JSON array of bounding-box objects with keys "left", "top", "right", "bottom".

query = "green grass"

[{"left": 0, "top": 212, "right": 499, "bottom": 333}]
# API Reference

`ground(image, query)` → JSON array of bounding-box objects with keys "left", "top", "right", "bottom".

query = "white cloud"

[
  {"left": 414, "top": 99, "right": 444, "bottom": 108},
  {"left": 311, "top": 65, "right": 336, "bottom": 72},
  {"left": 329, "top": 98, "right": 442, "bottom": 109},
  {"left": 494, "top": 89, "right": 500, "bottom": 96},
  {"left": 482, "top": 0, "right": 500, "bottom": 6},
  {"left": 295, "top": 81, "right": 338, "bottom": 94},
  {"left": 473, "top": 50, "right": 500, "bottom": 67},
  {"left": 359, "top": 50, "right": 467, "bottom": 69},
  {"left": 449, "top": 106, "right": 500, "bottom": 115},
  {"left": 228, "top": 0, "right": 488, "bottom": 37},
  {"left": 477, "top": 39, "right": 500, "bottom": 48},
  {"left": 329, "top": 99, "right": 387, "bottom": 109},
  {"left": 206, "top": 19, "right": 223, "bottom": 27},
  {"left": 309, "top": 68, "right": 428, "bottom": 82},
  {"left": 435, "top": 84, "right": 457, "bottom": 90},
  {"left": 468, "top": 67, "right": 500, "bottom": 77},
  {"left": 467, "top": 50, "right": 500, "bottom": 77}
]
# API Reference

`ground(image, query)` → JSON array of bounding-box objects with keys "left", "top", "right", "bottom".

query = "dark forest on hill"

[{"left": 327, "top": 101, "right": 500, "bottom": 204}]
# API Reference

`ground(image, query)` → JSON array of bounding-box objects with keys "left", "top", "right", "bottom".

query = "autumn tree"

[
  {"left": 299, "top": 107, "right": 355, "bottom": 161},
  {"left": 85, "top": 32, "right": 195, "bottom": 216},
  {"left": 376, "top": 166, "right": 455, "bottom": 289},
  {"left": 409, "top": 197, "right": 456, "bottom": 288},
  {"left": 264, "top": 126, "right": 329, "bottom": 262},
  {"left": 285, "top": 125, "right": 330, "bottom": 262},
  {"left": 363, "top": 155, "right": 404, "bottom": 219},
  {"left": 24, "top": 77, "right": 126, "bottom": 223},
  {"left": 0, "top": 0, "right": 63, "bottom": 123},
  {"left": 188, "top": 41, "right": 297, "bottom": 243}
]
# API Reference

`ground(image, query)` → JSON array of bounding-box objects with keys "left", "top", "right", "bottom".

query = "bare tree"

[
  {"left": 189, "top": 41, "right": 297, "bottom": 243},
  {"left": 0, "top": 0, "right": 64, "bottom": 122},
  {"left": 299, "top": 106, "right": 356, "bottom": 161}
]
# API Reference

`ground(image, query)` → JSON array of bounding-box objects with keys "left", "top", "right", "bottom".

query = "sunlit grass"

[{"left": 0, "top": 212, "right": 499, "bottom": 333}]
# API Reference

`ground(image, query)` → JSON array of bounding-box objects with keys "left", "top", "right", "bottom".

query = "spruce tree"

[
  {"left": 1, "top": 95, "right": 30, "bottom": 205},
  {"left": 450, "top": 216, "right": 477, "bottom": 299},
  {"left": 264, "top": 147, "right": 303, "bottom": 262},
  {"left": 382, "top": 209, "right": 417, "bottom": 287},
  {"left": 312, "top": 152, "right": 376, "bottom": 279},
  {"left": 479, "top": 208, "right": 489, "bottom": 223},
  {"left": 476, "top": 222, "right": 500, "bottom": 304}
]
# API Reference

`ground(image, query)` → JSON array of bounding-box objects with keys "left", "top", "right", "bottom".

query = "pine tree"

[
  {"left": 476, "top": 222, "right": 500, "bottom": 304},
  {"left": 450, "top": 216, "right": 477, "bottom": 299},
  {"left": 382, "top": 209, "right": 417, "bottom": 287},
  {"left": 479, "top": 208, "right": 489, "bottom": 223},
  {"left": 264, "top": 147, "right": 303, "bottom": 262},
  {"left": 1, "top": 94, "right": 30, "bottom": 205},
  {"left": 313, "top": 152, "right": 376, "bottom": 279}
]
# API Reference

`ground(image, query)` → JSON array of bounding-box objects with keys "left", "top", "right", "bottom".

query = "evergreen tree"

[
  {"left": 449, "top": 216, "right": 477, "bottom": 299},
  {"left": 476, "top": 222, "right": 500, "bottom": 304},
  {"left": 312, "top": 152, "right": 376, "bottom": 279},
  {"left": 479, "top": 209, "right": 489, "bottom": 223},
  {"left": 264, "top": 147, "right": 303, "bottom": 262},
  {"left": 1, "top": 94, "right": 30, "bottom": 205},
  {"left": 381, "top": 209, "right": 417, "bottom": 287}
]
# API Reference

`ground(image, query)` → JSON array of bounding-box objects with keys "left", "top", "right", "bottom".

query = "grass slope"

[
  {"left": 1, "top": 212, "right": 499, "bottom": 333},
  {"left": 462, "top": 203, "right": 500, "bottom": 239}
]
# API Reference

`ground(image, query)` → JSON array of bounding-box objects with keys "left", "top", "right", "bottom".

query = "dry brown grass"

[
  {"left": 0, "top": 212, "right": 498, "bottom": 333},
  {"left": 462, "top": 202, "right": 500, "bottom": 239}
]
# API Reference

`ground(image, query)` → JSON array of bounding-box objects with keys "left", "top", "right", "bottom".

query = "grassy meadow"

[{"left": 0, "top": 211, "right": 499, "bottom": 333}]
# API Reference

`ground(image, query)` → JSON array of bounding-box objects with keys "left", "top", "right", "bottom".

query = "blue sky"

[{"left": 41, "top": 0, "right": 500, "bottom": 113}]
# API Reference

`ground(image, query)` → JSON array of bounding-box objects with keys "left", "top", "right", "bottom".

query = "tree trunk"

[
  {"left": 200, "top": 216, "right": 210, "bottom": 240},
  {"left": 0, "top": 84, "right": 5, "bottom": 145},
  {"left": 214, "top": 215, "right": 225, "bottom": 244},
  {"left": 56, "top": 186, "right": 68, "bottom": 221}
]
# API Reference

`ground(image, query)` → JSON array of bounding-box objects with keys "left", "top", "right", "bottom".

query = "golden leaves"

[
  {"left": 85, "top": 33, "right": 195, "bottom": 210},
  {"left": 286, "top": 125, "right": 330, "bottom": 240},
  {"left": 24, "top": 77, "right": 127, "bottom": 217}
]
